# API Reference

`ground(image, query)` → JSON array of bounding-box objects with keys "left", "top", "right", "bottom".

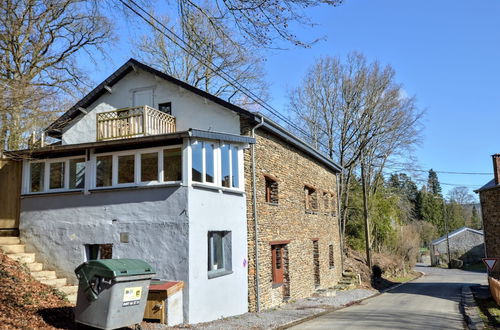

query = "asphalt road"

[{"left": 289, "top": 265, "right": 488, "bottom": 330}]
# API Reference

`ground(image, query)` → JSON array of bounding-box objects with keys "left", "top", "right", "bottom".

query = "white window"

[
  {"left": 49, "top": 161, "right": 65, "bottom": 190},
  {"left": 208, "top": 231, "right": 232, "bottom": 278},
  {"left": 69, "top": 158, "right": 85, "bottom": 189},
  {"left": 191, "top": 141, "right": 216, "bottom": 184},
  {"left": 163, "top": 148, "right": 182, "bottom": 182},
  {"left": 220, "top": 144, "right": 240, "bottom": 189},
  {"left": 96, "top": 155, "right": 112, "bottom": 187},
  {"left": 140, "top": 152, "right": 159, "bottom": 182},
  {"left": 29, "top": 162, "right": 45, "bottom": 193},
  {"left": 117, "top": 154, "right": 135, "bottom": 184}
]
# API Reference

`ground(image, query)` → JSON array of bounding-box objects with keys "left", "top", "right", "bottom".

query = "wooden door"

[
  {"left": 272, "top": 245, "right": 284, "bottom": 284},
  {"left": 0, "top": 159, "right": 22, "bottom": 234}
]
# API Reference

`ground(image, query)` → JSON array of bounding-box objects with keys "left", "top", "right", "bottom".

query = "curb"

[
  {"left": 278, "top": 272, "right": 424, "bottom": 329},
  {"left": 461, "top": 285, "right": 485, "bottom": 330}
]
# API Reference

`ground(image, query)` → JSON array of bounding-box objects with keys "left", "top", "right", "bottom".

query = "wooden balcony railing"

[{"left": 96, "top": 105, "right": 176, "bottom": 141}]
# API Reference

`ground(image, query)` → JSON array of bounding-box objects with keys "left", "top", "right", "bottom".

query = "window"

[
  {"left": 96, "top": 155, "right": 112, "bottom": 187},
  {"left": 205, "top": 143, "right": 215, "bottom": 183},
  {"left": 265, "top": 176, "right": 278, "bottom": 204},
  {"left": 220, "top": 144, "right": 239, "bottom": 188},
  {"left": 329, "top": 244, "right": 335, "bottom": 268},
  {"left": 30, "top": 162, "right": 45, "bottom": 193},
  {"left": 191, "top": 142, "right": 216, "bottom": 184},
  {"left": 323, "top": 192, "right": 329, "bottom": 210},
  {"left": 231, "top": 145, "right": 239, "bottom": 188},
  {"left": 118, "top": 154, "right": 135, "bottom": 184},
  {"left": 271, "top": 244, "right": 286, "bottom": 284},
  {"left": 221, "top": 144, "right": 230, "bottom": 187},
  {"left": 158, "top": 102, "right": 172, "bottom": 115},
  {"left": 141, "top": 152, "right": 158, "bottom": 182},
  {"left": 49, "top": 162, "right": 65, "bottom": 190},
  {"left": 85, "top": 244, "right": 113, "bottom": 261},
  {"left": 69, "top": 158, "right": 85, "bottom": 189},
  {"left": 305, "top": 186, "right": 318, "bottom": 211},
  {"left": 208, "top": 231, "right": 232, "bottom": 278},
  {"left": 164, "top": 148, "right": 182, "bottom": 181}
]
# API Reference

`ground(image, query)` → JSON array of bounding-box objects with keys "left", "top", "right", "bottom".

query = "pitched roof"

[
  {"left": 45, "top": 59, "right": 342, "bottom": 173},
  {"left": 430, "top": 226, "right": 483, "bottom": 246},
  {"left": 475, "top": 178, "right": 498, "bottom": 193}
]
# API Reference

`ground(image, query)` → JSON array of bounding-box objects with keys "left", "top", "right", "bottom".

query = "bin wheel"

[{"left": 134, "top": 324, "right": 142, "bottom": 330}]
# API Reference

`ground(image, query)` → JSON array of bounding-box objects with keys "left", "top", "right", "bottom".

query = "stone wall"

[
  {"left": 242, "top": 119, "right": 342, "bottom": 311},
  {"left": 479, "top": 187, "right": 500, "bottom": 279},
  {"left": 432, "top": 230, "right": 484, "bottom": 266}
]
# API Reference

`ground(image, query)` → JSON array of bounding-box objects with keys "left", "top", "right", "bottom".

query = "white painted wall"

[
  {"left": 62, "top": 69, "right": 241, "bottom": 144},
  {"left": 187, "top": 186, "right": 248, "bottom": 324},
  {"left": 168, "top": 290, "right": 184, "bottom": 326}
]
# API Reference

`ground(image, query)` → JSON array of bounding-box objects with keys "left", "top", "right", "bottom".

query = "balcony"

[{"left": 96, "top": 105, "right": 176, "bottom": 141}]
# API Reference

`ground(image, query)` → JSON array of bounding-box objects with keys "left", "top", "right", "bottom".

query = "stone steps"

[
  {"left": 334, "top": 271, "right": 360, "bottom": 291},
  {"left": 0, "top": 237, "right": 77, "bottom": 304}
]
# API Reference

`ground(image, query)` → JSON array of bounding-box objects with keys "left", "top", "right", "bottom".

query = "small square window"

[
  {"left": 208, "top": 231, "right": 232, "bottom": 278},
  {"left": 158, "top": 102, "right": 172, "bottom": 115},
  {"left": 85, "top": 244, "right": 113, "bottom": 261},
  {"left": 265, "top": 176, "right": 278, "bottom": 204}
]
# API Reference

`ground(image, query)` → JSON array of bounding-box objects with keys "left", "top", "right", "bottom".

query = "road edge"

[
  {"left": 278, "top": 271, "right": 424, "bottom": 329},
  {"left": 461, "top": 285, "right": 485, "bottom": 330}
]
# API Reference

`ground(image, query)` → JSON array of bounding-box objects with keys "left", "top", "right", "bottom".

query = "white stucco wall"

[
  {"left": 187, "top": 186, "right": 248, "bottom": 324},
  {"left": 62, "top": 69, "right": 241, "bottom": 144}
]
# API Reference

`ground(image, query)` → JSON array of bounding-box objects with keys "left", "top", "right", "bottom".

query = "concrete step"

[
  {"left": 66, "top": 293, "right": 77, "bottom": 304},
  {"left": 40, "top": 278, "right": 67, "bottom": 288},
  {"left": 26, "top": 262, "right": 43, "bottom": 272},
  {"left": 7, "top": 253, "right": 35, "bottom": 264},
  {"left": 31, "top": 270, "right": 57, "bottom": 280},
  {"left": 59, "top": 285, "right": 78, "bottom": 296},
  {"left": 0, "top": 237, "right": 20, "bottom": 245},
  {"left": 0, "top": 244, "right": 25, "bottom": 254}
]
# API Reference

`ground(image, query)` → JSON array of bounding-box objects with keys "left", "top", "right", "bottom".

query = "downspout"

[
  {"left": 336, "top": 173, "right": 344, "bottom": 274},
  {"left": 251, "top": 115, "right": 264, "bottom": 312}
]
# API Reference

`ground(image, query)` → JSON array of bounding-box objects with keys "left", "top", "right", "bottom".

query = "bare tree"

[
  {"left": 177, "top": 0, "right": 344, "bottom": 48},
  {"left": 0, "top": 0, "right": 113, "bottom": 150},
  {"left": 134, "top": 6, "right": 268, "bottom": 107},
  {"left": 288, "top": 53, "right": 423, "bottom": 262}
]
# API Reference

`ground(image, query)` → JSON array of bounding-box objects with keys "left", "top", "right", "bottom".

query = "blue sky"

[{"left": 83, "top": 0, "right": 500, "bottom": 197}]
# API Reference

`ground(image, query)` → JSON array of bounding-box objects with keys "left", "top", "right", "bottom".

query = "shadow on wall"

[{"left": 21, "top": 186, "right": 183, "bottom": 212}]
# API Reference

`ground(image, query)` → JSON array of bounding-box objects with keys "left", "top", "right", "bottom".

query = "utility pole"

[
  {"left": 442, "top": 199, "right": 451, "bottom": 268},
  {"left": 360, "top": 155, "right": 372, "bottom": 271}
]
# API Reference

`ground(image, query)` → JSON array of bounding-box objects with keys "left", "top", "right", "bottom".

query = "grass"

[{"left": 475, "top": 296, "right": 500, "bottom": 329}]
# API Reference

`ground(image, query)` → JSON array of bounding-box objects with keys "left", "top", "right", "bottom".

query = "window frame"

[
  {"left": 91, "top": 145, "right": 182, "bottom": 190},
  {"left": 26, "top": 155, "right": 86, "bottom": 194},
  {"left": 304, "top": 185, "right": 318, "bottom": 212},
  {"left": 264, "top": 175, "right": 279, "bottom": 204},
  {"left": 207, "top": 231, "right": 233, "bottom": 279}
]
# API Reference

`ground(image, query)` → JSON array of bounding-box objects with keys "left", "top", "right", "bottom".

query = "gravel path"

[{"left": 141, "top": 288, "right": 376, "bottom": 330}]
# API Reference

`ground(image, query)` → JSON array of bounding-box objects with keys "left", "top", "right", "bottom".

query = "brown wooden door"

[
  {"left": 0, "top": 159, "right": 22, "bottom": 233},
  {"left": 272, "top": 244, "right": 284, "bottom": 284}
]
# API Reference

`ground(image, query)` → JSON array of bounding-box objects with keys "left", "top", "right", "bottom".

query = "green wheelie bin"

[{"left": 74, "top": 259, "right": 155, "bottom": 330}]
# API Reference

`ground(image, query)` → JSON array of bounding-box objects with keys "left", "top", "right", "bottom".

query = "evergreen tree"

[
  {"left": 427, "top": 169, "right": 442, "bottom": 196},
  {"left": 416, "top": 186, "right": 445, "bottom": 234}
]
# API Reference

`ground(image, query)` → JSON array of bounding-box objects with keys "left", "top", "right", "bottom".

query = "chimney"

[{"left": 493, "top": 154, "right": 500, "bottom": 185}]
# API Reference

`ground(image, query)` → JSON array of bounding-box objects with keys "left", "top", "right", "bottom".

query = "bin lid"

[{"left": 76, "top": 259, "right": 155, "bottom": 278}]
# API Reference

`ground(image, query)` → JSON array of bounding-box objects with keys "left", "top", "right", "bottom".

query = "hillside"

[{"left": 0, "top": 250, "right": 73, "bottom": 329}]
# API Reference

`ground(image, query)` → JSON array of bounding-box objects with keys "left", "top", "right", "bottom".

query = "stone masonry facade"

[
  {"left": 479, "top": 187, "right": 500, "bottom": 280},
  {"left": 241, "top": 119, "right": 343, "bottom": 311}
]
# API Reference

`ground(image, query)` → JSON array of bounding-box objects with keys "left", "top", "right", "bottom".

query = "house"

[
  {"left": 476, "top": 154, "right": 500, "bottom": 280},
  {"left": 3, "top": 59, "right": 343, "bottom": 323},
  {"left": 429, "top": 227, "right": 484, "bottom": 266}
]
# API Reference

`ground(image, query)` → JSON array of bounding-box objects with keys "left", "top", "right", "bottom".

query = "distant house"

[
  {"left": 476, "top": 154, "right": 500, "bottom": 280},
  {"left": 2, "top": 59, "right": 343, "bottom": 323},
  {"left": 430, "top": 227, "right": 484, "bottom": 266}
]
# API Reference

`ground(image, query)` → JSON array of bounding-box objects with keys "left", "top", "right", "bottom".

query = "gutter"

[{"left": 251, "top": 115, "right": 265, "bottom": 312}]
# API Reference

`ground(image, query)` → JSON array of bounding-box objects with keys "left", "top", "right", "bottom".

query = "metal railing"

[{"left": 96, "top": 105, "right": 176, "bottom": 141}]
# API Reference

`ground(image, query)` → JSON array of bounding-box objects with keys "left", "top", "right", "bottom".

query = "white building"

[{"left": 17, "top": 59, "right": 254, "bottom": 323}]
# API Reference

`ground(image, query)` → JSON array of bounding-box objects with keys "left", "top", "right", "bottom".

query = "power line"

[{"left": 117, "top": 0, "right": 331, "bottom": 152}]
